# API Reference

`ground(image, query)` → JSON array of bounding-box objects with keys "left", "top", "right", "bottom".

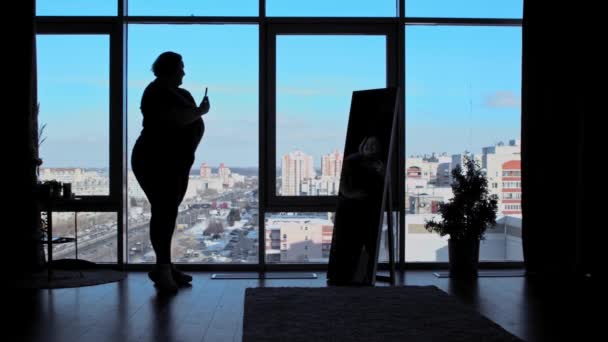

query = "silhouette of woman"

[{"left": 131, "top": 51, "right": 210, "bottom": 292}]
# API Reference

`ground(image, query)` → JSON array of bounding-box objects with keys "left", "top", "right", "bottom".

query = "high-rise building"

[
  {"left": 218, "top": 163, "right": 232, "bottom": 186},
  {"left": 265, "top": 213, "right": 332, "bottom": 262},
  {"left": 39, "top": 167, "right": 109, "bottom": 195},
  {"left": 499, "top": 160, "right": 522, "bottom": 215},
  {"left": 39, "top": 167, "right": 85, "bottom": 184},
  {"left": 200, "top": 163, "right": 212, "bottom": 178},
  {"left": 405, "top": 153, "right": 450, "bottom": 185},
  {"left": 281, "top": 150, "right": 314, "bottom": 195},
  {"left": 482, "top": 139, "right": 522, "bottom": 216},
  {"left": 218, "top": 163, "right": 231, "bottom": 178},
  {"left": 450, "top": 141, "right": 522, "bottom": 216},
  {"left": 321, "top": 150, "right": 343, "bottom": 177}
]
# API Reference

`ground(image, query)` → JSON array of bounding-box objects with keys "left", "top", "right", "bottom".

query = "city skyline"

[
  {"left": 40, "top": 136, "right": 520, "bottom": 170},
  {"left": 40, "top": 137, "right": 521, "bottom": 262}
]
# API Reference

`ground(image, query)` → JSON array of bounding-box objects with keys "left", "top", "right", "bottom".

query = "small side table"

[{"left": 39, "top": 200, "right": 78, "bottom": 281}]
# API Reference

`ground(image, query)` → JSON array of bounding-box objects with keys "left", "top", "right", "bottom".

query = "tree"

[
  {"left": 227, "top": 208, "right": 241, "bottom": 227},
  {"left": 204, "top": 219, "right": 224, "bottom": 235}
]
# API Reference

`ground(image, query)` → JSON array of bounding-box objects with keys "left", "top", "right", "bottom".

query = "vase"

[{"left": 448, "top": 238, "right": 480, "bottom": 277}]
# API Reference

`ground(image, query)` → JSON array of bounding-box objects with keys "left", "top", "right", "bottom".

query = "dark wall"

[
  {"left": 9, "top": 0, "right": 40, "bottom": 272},
  {"left": 522, "top": 1, "right": 599, "bottom": 278}
]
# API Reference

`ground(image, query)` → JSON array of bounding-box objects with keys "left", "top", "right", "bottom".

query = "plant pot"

[
  {"left": 448, "top": 238, "right": 480, "bottom": 277},
  {"left": 36, "top": 182, "right": 52, "bottom": 200}
]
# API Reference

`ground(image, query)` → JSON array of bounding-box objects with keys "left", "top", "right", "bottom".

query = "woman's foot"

[
  {"left": 171, "top": 264, "right": 193, "bottom": 285},
  {"left": 149, "top": 264, "right": 178, "bottom": 292}
]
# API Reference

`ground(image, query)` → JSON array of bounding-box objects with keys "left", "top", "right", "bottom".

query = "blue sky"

[
  {"left": 37, "top": 0, "right": 522, "bottom": 18},
  {"left": 36, "top": 1, "right": 522, "bottom": 168}
]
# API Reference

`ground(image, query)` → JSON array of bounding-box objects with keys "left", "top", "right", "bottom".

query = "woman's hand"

[{"left": 199, "top": 96, "right": 210, "bottom": 115}]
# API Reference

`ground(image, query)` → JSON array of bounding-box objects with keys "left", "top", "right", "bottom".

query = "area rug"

[
  {"left": 11, "top": 260, "right": 125, "bottom": 289},
  {"left": 243, "top": 286, "right": 523, "bottom": 342}
]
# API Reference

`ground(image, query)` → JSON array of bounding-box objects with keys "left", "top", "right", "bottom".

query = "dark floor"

[{"left": 9, "top": 270, "right": 596, "bottom": 342}]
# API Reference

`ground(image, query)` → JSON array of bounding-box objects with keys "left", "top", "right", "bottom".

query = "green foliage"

[
  {"left": 33, "top": 103, "right": 45, "bottom": 176},
  {"left": 204, "top": 219, "right": 224, "bottom": 235},
  {"left": 424, "top": 155, "right": 498, "bottom": 240}
]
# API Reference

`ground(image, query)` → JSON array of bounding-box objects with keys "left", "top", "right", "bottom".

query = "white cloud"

[{"left": 484, "top": 91, "right": 521, "bottom": 108}]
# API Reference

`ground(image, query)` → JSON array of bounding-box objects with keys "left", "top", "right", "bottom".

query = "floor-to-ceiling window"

[
  {"left": 36, "top": 25, "right": 121, "bottom": 263},
  {"left": 34, "top": 0, "right": 522, "bottom": 268},
  {"left": 37, "top": 34, "right": 110, "bottom": 197},
  {"left": 404, "top": 1, "right": 523, "bottom": 263},
  {"left": 127, "top": 24, "right": 259, "bottom": 264},
  {"left": 264, "top": 22, "right": 397, "bottom": 265}
]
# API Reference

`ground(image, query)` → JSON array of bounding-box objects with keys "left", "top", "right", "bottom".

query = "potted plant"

[
  {"left": 425, "top": 154, "right": 498, "bottom": 276},
  {"left": 31, "top": 103, "right": 48, "bottom": 270}
]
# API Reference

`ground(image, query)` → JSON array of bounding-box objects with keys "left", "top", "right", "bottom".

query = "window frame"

[
  {"left": 264, "top": 22, "right": 400, "bottom": 211},
  {"left": 33, "top": 0, "right": 524, "bottom": 270},
  {"left": 35, "top": 19, "right": 125, "bottom": 264}
]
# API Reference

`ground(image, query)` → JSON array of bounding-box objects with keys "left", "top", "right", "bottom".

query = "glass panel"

[
  {"left": 267, "top": 0, "right": 397, "bottom": 17},
  {"left": 265, "top": 212, "right": 394, "bottom": 263},
  {"left": 37, "top": 35, "right": 110, "bottom": 196},
  {"left": 127, "top": 25, "right": 258, "bottom": 264},
  {"left": 378, "top": 211, "right": 398, "bottom": 263},
  {"left": 406, "top": 0, "right": 523, "bottom": 19},
  {"left": 43, "top": 212, "right": 118, "bottom": 263},
  {"left": 36, "top": 1, "right": 116, "bottom": 16},
  {"left": 129, "top": 0, "right": 257, "bottom": 16},
  {"left": 405, "top": 26, "right": 523, "bottom": 262},
  {"left": 265, "top": 212, "right": 335, "bottom": 263},
  {"left": 43, "top": 212, "right": 75, "bottom": 261},
  {"left": 76, "top": 212, "right": 118, "bottom": 263},
  {"left": 276, "top": 35, "right": 385, "bottom": 196}
]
